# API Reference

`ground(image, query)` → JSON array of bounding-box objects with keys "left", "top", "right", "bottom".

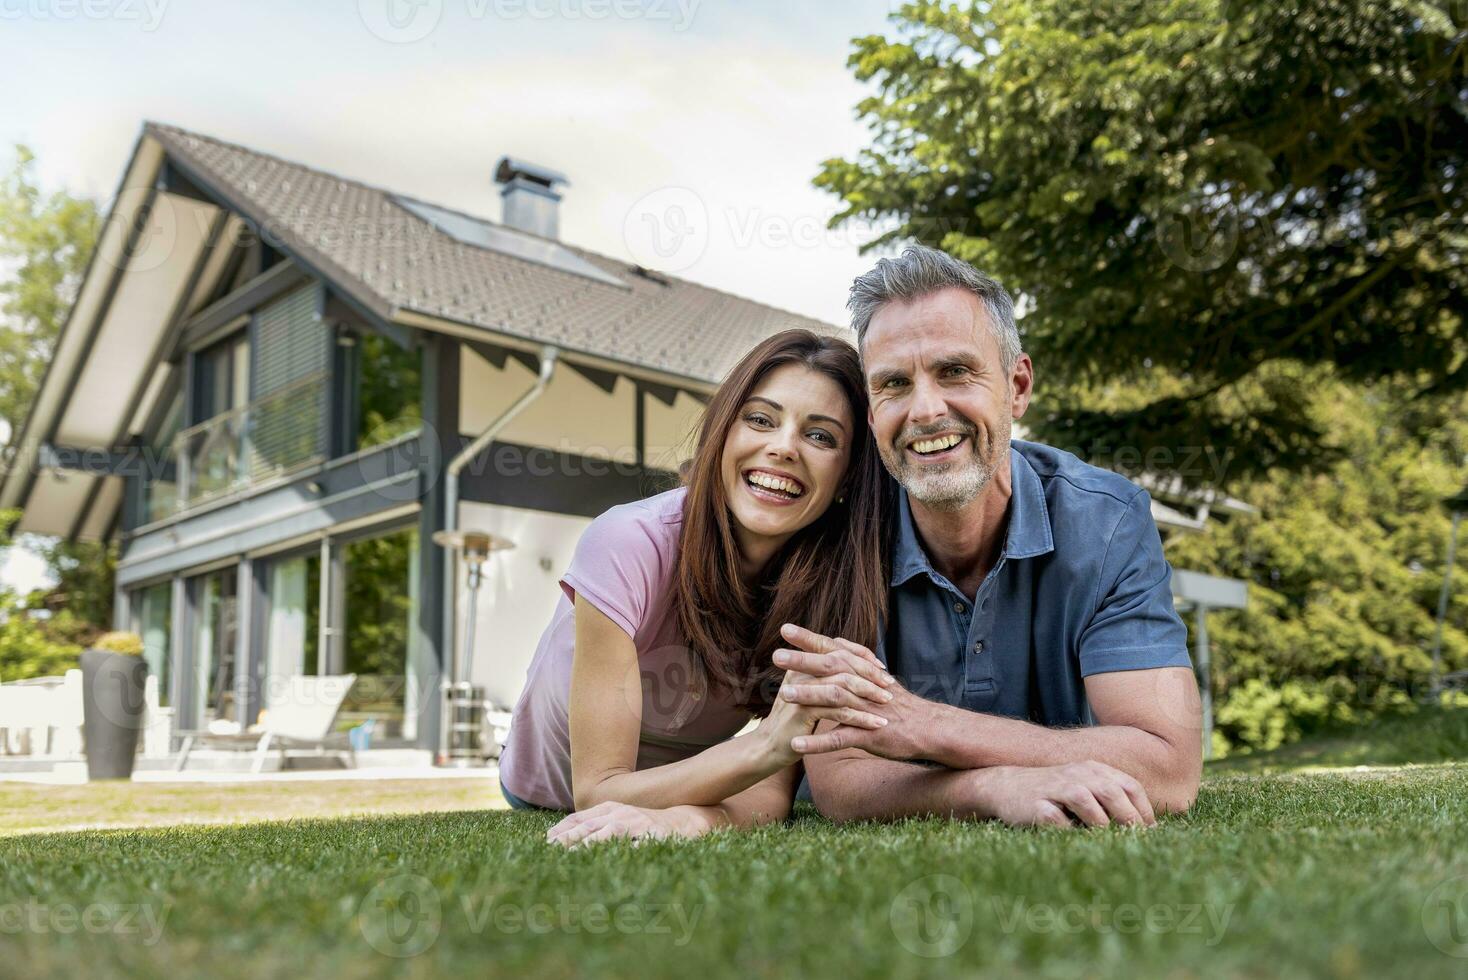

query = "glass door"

[
  {"left": 259, "top": 551, "right": 321, "bottom": 714},
  {"left": 189, "top": 568, "right": 239, "bottom": 727},
  {"left": 136, "top": 582, "right": 173, "bottom": 706},
  {"left": 340, "top": 526, "right": 420, "bottom": 744}
]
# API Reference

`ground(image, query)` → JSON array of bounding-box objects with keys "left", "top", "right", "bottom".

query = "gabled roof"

[
  {"left": 145, "top": 122, "right": 840, "bottom": 385},
  {"left": 0, "top": 122, "right": 844, "bottom": 541}
]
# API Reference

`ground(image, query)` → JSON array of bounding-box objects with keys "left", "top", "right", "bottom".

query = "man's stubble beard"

[{"left": 883, "top": 412, "right": 1013, "bottom": 512}]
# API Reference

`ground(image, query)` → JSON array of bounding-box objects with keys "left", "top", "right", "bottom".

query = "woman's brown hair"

[{"left": 673, "top": 329, "right": 888, "bottom": 713}]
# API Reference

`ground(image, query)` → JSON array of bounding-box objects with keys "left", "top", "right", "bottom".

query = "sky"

[{"left": 0, "top": 0, "right": 902, "bottom": 592}]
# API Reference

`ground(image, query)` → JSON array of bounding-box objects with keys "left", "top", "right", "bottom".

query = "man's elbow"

[
  {"left": 1155, "top": 750, "right": 1202, "bottom": 815},
  {"left": 805, "top": 771, "right": 863, "bottom": 824},
  {"left": 810, "top": 789, "right": 862, "bottom": 824}
]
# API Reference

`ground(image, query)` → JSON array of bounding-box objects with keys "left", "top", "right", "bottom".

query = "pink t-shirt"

[{"left": 497, "top": 487, "right": 753, "bottom": 810}]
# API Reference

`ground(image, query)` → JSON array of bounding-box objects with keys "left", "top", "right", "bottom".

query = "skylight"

[{"left": 391, "top": 196, "right": 627, "bottom": 289}]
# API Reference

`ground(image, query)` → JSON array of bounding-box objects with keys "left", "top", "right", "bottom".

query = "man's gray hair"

[{"left": 847, "top": 244, "right": 1023, "bottom": 370}]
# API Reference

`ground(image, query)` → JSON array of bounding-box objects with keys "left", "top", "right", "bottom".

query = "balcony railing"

[{"left": 147, "top": 372, "right": 328, "bottom": 517}]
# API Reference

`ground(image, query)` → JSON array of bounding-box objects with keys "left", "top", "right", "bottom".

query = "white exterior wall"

[
  {"left": 455, "top": 501, "right": 592, "bottom": 709},
  {"left": 452, "top": 341, "right": 706, "bottom": 710}
]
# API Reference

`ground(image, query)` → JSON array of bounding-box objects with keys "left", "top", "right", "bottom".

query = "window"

[
  {"left": 135, "top": 582, "right": 173, "bottom": 707},
  {"left": 339, "top": 527, "right": 421, "bottom": 741},
  {"left": 260, "top": 552, "right": 322, "bottom": 714},
  {"left": 189, "top": 568, "right": 239, "bottom": 726},
  {"left": 357, "top": 332, "right": 421, "bottom": 449}
]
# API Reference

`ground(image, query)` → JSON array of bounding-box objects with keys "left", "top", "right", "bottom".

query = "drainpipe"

[{"left": 438, "top": 344, "right": 559, "bottom": 762}]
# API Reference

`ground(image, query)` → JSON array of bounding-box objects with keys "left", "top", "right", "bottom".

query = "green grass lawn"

[{"left": 2, "top": 716, "right": 1466, "bottom": 978}]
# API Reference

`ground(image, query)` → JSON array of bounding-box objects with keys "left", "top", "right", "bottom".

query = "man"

[{"left": 779, "top": 244, "right": 1202, "bottom": 828}]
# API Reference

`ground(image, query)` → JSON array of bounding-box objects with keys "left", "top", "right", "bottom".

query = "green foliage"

[
  {"left": 93, "top": 630, "right": 144, "bottom": 655},
  {"left": 0, "top": 145, "right": 98, "bottom": 446},
  {"left": 342, "top": 529, "right": 416, "bottom": 716},
  {"left": 27, "top": 535, "right": 116, "bottom": 629},
  {"left": 822, "top": 1, "right": 1468, "bottom": 751},
  {"left": 1210, "top": 702, "right": 1468, "bottom": 769},
  {"left": 818, "top": 0, "right": 1468, "bottom": 479},
  {"left": 1167, "top": 375, "right": 1468, "bottom": 752},
  {"left": 357, "top": 331, "right": 422, "bottom": 449},
  {"left": 0, "top": 591, "right": 87, "bottom": 681},
  {"left": 0, "top": 147, "right": 115, "bottom": 636}
]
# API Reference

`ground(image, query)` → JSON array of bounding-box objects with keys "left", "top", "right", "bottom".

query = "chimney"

[{"left": 494, "top": 157, "right": 569, "bottom": 239}]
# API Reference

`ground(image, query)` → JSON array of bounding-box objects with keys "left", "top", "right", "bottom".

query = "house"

[
  {"left": 1, "top": 122, "right": 836, "bottom": 758},
  {"left": 2, "top": 121, "right": 1248, "bottom": 767}
]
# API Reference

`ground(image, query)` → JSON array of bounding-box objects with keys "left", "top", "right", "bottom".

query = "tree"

[
  {"left": 1164, "top": 375, "right": 1468, "bottom": 752},
  {"left": 0, "top": 146, "right": 114, "bottom": 631},
  {"left": 0, "top": 145, "right": 97, "bottom": 444},
  {"left": 817, "top": 0, "right": 1467, "bottom": 483}
]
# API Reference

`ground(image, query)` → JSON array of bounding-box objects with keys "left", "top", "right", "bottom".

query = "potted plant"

[{"left": 80, "top": 631, "right": 150, "bottom": 780}]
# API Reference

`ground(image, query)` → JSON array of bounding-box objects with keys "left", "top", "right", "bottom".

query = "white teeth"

[
  {"left": 911, "top": 434, "right": 962, "bottom": 454},
  {"left": 746, "top": 472, "right": 804, "bottom": 497}
]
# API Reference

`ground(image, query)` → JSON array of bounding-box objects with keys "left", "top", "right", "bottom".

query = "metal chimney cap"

[{"left": 494, "top": 157, "right": 570, "bottom": 190}]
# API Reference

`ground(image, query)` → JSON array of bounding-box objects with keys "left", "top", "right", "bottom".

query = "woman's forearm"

[
  {"left": 573, "top": 726, "right": 786, "bottom": 811},
  {"left": 666, "top": 765, "right": 800, "bottom": 833}
]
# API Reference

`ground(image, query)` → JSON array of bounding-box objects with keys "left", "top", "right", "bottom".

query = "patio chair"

[{"left": 173, "top": 674, "right": 358, "bottom": 774}]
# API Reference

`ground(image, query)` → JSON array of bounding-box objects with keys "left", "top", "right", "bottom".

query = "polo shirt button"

[{"left": 954, "top": 602, "right": 966, "bottom": 614}]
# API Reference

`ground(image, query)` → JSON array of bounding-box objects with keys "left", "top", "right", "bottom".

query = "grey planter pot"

[{"left": 80, "top": 650, "right": 149, "bottom": 781}]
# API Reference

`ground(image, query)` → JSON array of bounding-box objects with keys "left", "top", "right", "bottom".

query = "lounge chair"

[{"left": 174, "top": 674, "right": 358, "bottom": 774}]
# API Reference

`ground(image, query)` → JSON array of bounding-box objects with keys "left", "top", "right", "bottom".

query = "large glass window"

[
  {"left": 185, "top": 332, "right": 251, "bottom": 502},
  {"left": 189, "top": 568, "right": 239, "bottom": 726},
  {"left": 357, "top": 332, "right": 421, "bottom": 449},
  {"left": 260, "top": 552, "right": 321, "bottom": 713},
  {"left": 340, "top": 527, "right": 420, "bottom": 741},
  {"left": 136, "top": 582, "right": 173, "bottom": 706},
  {"left": 142, "top": 390, "right": 184, "bottom": 524}
]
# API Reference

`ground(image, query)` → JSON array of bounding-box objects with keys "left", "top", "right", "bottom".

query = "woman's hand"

[
  {"left": 754, "top": 637, "right": 897, "bottom": 766},
  {"left": 545, "top": 801, "right": 712, "bottom": 848}
]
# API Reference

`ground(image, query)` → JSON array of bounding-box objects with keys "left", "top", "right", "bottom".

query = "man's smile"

[{"left": 906, "top": 432, "right": 968, "bottom": 463}]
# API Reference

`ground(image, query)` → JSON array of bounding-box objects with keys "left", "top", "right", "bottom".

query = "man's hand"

[
  {"left": 969, "top": 762, "right": 1157, "bottom": 828},
  {"left": 775, "top": 624, "right": 935, "bottom": 761}
]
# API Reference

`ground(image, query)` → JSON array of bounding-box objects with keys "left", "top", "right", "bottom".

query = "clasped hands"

[{"left": 755, "top": 623, "right": 922, "bottom": 764}]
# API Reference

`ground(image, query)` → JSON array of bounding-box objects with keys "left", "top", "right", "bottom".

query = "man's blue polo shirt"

[{"left": 877, "top": 440, "right": 1192, "bottom": 726}]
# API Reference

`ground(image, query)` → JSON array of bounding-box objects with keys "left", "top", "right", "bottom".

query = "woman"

[{"left": 496, "top": 329, "right": 892, "bottom": 845}]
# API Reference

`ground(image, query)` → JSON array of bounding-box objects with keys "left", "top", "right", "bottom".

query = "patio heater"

[
  {"left": 1429, "top": 483, "right": 1468, "bottom": 701},
  {"left": 433, "top": 528, "right": 515, "bottom": 767}
]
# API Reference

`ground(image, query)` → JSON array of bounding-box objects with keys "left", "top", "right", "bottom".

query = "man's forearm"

[
  {"left": 805, "top": 752, "right": 993, "bottom": 823},
  {"left": 920, "top": 703, "right": 1197, "bottom": 811}
]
